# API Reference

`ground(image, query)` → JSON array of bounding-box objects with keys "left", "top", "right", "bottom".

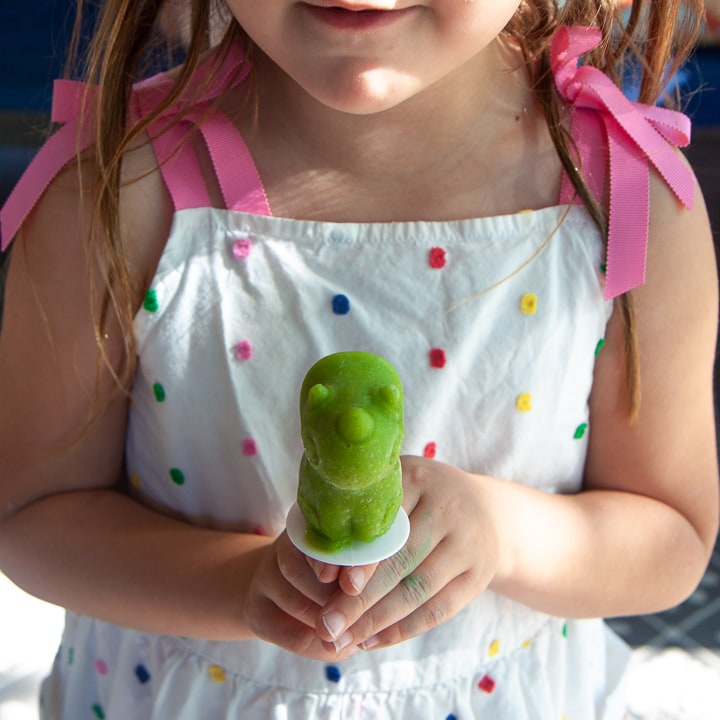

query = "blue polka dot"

[
  {"left": 325, "top": 665, "right": 342, "bottom": 683},
  {"left": 446, "top": 715, "right": 458, "bottom": 720},
  {"left": 135, "top": 664, "right": 151, "bottom": 684},
  {"left": 332, "top": 294, "right": 351, "bottom": 315}
]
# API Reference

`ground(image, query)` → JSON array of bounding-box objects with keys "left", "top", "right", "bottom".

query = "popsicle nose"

[{"left": 336, "top": 407, "right": 375, "bottom": 443}]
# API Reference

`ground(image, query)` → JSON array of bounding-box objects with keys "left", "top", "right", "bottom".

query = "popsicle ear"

[
  {"left": 306, "top": 383, "right": 330, "bottom": 410},
  {"left": 377, "top": 384, "right": 401, "bottom": 408}
]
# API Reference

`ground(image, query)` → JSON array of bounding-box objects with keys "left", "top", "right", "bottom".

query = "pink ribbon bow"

[
  {"left": 551, "top": 25, "right": 695, "bottom": 299},
  {"left": 0, "top": 43, "right": 251, "bottom": 251}
]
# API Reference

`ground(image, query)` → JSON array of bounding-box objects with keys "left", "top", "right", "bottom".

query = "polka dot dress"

[{"left": 40, "top": 204, "right": 630, "bottom": 718}]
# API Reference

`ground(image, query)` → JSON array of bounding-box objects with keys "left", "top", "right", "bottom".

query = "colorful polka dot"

[
  {"left": 153, "top": 383, "right": 166, "bottom": 402},
  {"left": 232, "top": 238, "right": 252, "bottom": 259},
  {"left": 129, "top": 472, "right": 141, "bottom": 490},
  {"left": 594, "top": 338, "right": 606, "bottom": 356},
  {"left": 488, "top": 639, "right": 500, "bottom": 657},
  {"left": 423, "top": 442, "right": 437, "bottom": 459},
  {"left": 325, "top": 665, "right": 342, "bottom": 683},
  {"left": 208, "top": 665, "right": 226, "bottom": 683},
  {"left": 143, "top": 289, "right": 159, "bottom": 313},
  {"left": 429, "top": 247, "right": 447, "bottom": 269},
  {"left": 92, "top": 705, "right": 106, "bottom": 720},
  {"left": 522, "top": 638, "right": 532, "bottom": 649},
  {"left": 332, "top": 294, "right": 351, "bottom": 315},
  {"left": 242, "top": 438, "right": 258, "bottom": 457},
  {"left": 135, "top": 664, "right": 151, "bottom": 684},
  {"left": 562, "top": 623, "right": 568, "bottom": 638},
  {"left": 516, "top": 393, "right": 533, "bottom": 412},
  {"left": 251, "top": 524, "right": 268, "bottom": 536},
  {"left": 169, "top": 468, "right": 185, "bottom": 485},
  {"left": 446, "top": 715, "right": 458, "bottom": 720},
  {"left": 429, "top": 348, "right": 447, "bottom": 369},
  {"left": 67, "top": 648, "right": 74, "bottom": 666},
  {"left": 573, "top": 423, "right": 588, "bottom": 440},
  {"left": 520, "top": 292, "right": 538, "bottom": 315},
  {"left": 234, "top": 340, "right": 253, "bottom": 361},
  {"left": 478, "top": 674, "right": 496, "bottom": 694},
  {"left": 94, "top": 659, "right": 108, "bottom": 676}
]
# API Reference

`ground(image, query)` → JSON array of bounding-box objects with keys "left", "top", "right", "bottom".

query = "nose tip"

[{"left": 337, "top": 407, "right": 375, "bottom": 443}]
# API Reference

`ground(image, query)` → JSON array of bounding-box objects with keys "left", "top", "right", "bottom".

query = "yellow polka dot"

[
  {"left": 518, "top": 208, "right": 534, "bottom": 214},
  {"left": 522, "top": 638, "right": 532, "bottom": 649},
  {"left": 520, "top": 292, "right": 538, "bottom": 315},
  {"left": 129, "top": 472, "right": 141, "bottom": 490},
  {"left": 516, "top": 393, "right": 533, "bottom": 412},
  {"left": 489, "top": 639, "right": 500, "bottom": 657},
  {"left": 208, "top": 665, "right": 226, "bottom": 683}
]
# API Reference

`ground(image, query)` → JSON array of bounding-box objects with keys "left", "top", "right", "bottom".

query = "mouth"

[{"left": 301, "top": 3, "right": 416, "bottom": 30}]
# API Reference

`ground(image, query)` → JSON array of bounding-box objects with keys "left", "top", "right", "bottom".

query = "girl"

[{"left": 0, "top": 1, "right": 717, "bottom": 718}]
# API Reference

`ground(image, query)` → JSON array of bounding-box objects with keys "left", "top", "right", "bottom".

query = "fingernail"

[
  {"left": 360, "top": 636, "right": 380, "bottom": 651},
  {"left": 334, "top": 631, "right": 353, "bottom": 653},
  {"left": 347, "top": 567, "right": 365, "bottom": 593},
  {"left": 322, "top": 610, "right": 347, "bottom": 641}
]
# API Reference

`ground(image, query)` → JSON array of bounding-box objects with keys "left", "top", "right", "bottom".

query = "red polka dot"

[
  {"left": 94, "top": 659, "right": 109, "bottom": 676},
  {"left": 429, "top": 348, "right": 447, "bottom": 368},
  {"left": 429, "top": 247, "right": 447, "bottom": 269},
  {"left": 478, "top": 674, "right": 496, "bottom": 694},
  {"left": 251, "top": 524, "right": 268, "bottom": 536},
  {"left": 423, "top": 442, "right": 437, "bottom": 459},
  {"left": 242, "top": 438, "right": 258, "bottom": 457}
]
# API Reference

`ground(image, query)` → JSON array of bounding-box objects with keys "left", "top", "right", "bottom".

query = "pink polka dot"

[
  {"left": 232, "top": 239, "right": 252, "bottom": 260},
  {"left": 242, "top": 438, "right": 258, "bottom": 457},
  {"left": 251, "top": 524, "right": 268, "bottom": 536},
  {"left": 234, "top": 340, "right": 253, "bottom": 360},
  {"left": 429, "top": 348, "right": 447, "bottom": 369},
  {"left": 94, "top": 659, "right": 109, "bottom": 676},
  {"left": 423, "top": 442, "right": 437, "bottom": 459},
  {"left": 429, "top": 247, "right": 447, "bottom": 269}
]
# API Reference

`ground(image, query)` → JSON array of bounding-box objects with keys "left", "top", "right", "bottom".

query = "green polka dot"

[
  {"left": 153, "top": 383, "right": 166, "bottom": 402},
  {"left": 169, "top": 468, "right": 185, "bottom": 486},
  {"left": 92, "top": 705, "right": 106, "bottom": 720},
  {"left": 573, "top": 423, "right": 588, "bottom": 440},
  {"left": 594, "top": 338, "right": 606, "bottom": 356},
  {"left": 562, "top": 623, "right": 568, "bottom": 638},
  {"left": 600, "top": 262, "right": 607, "bottom": 274},
  {"left": 143, "top": 289, "right": 159, "bottom": 313},
  {"left": 68, "top": 647, "right": 74, "bottom": 665}
]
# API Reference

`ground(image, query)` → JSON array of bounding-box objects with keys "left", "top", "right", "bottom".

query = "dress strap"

[
  {"left": 551, "top": 25, "right": 695, "bottom": 299},
  {"left": 198, "top": 111, "right": 271, "bottom": 215}
]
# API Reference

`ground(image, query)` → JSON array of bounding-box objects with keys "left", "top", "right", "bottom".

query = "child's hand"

[
  {"left": 243, "top": 532, "right": 360, "bottom": 661},
  {"left": 313, "top": 456, "right": 501, "bottom": 652}
]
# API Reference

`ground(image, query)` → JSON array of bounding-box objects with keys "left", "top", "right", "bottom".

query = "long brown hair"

[{"left": 69, "top": 0, "right": 703, "bottom": 413}]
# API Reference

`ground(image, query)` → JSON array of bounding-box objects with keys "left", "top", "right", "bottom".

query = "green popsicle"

[{"left": 297, "top": 352, "right": 405, "bottom": 552}]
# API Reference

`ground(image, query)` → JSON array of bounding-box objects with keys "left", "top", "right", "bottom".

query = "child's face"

[{"left": 226, "top": 1, "right": 523, "bottom": 115}]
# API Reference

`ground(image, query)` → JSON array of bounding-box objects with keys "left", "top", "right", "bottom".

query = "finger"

[
  {"left": 337, "top": 562, "right": 379, "bottom": 595},
  {"left": 342, "top": 538, "right": 471, "bottom": 646},
  {"left": 275, "top": 533, "right": 336, "bottom": 605},
  {"left": 306, "top": 558, "right": 341, "bottom": 584},
  {"left": 246, "top": 594, "right": 357, "bottom": 661},
  {"left": 358, "top": 571, "right": 479, "bottom": 651},
  {"left": 315, "top": 502, "right": 440, "bottom": 645}
]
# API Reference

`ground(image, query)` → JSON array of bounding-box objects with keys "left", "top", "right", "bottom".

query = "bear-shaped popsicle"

[{"left": 297, "top": 352, "right": 404, "bottom": 553}]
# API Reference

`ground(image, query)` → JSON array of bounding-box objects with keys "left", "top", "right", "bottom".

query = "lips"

[{"left": 302, "top": 3, "right": 417, "bottom": 31}]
